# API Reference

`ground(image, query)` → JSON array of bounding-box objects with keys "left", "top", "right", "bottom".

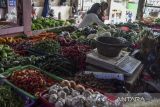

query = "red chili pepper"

[{"left": 8, "top": 69, "right": 54, "bottom": 95}]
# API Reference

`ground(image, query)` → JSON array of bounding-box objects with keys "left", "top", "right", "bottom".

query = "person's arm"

[
  {"left": 78, "top": 14, "right": 91, "bottom": 28},
  {"left": 91, "top": 14, "right": 108, "bottom": 29}
]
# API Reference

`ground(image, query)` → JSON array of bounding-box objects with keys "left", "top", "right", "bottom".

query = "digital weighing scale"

[{"left": 86, "top": 49, "right": 141, "bottom": 76}]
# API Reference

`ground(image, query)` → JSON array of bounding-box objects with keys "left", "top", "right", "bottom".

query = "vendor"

[
  {"left": 98, "top": 2, "right": 108, "bottom": 22},
  {"left": 78, "top": 3, "right": 108, "bottom": 29}
]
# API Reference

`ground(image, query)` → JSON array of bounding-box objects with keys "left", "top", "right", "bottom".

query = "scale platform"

[{"left": 86, "top": 49, "right": 141, "bottom": 76}]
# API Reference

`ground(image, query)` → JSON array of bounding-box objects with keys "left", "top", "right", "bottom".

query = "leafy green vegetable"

[
  {"left": 31, "top": 40, "right": 60, "bottom": 54},
  {"left": 0, "top": 85, "right": 24, "bottom": 107},
  {"left": 155, "top": 18, "right": 160, "bottom": 24},
  {"left": 32, "top": 18, "right": 72, "bottom": 30},
  {"left": 113, "top": 29, "right": 139, "bottom": 44}
]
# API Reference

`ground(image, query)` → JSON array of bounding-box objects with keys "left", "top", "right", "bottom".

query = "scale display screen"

[{"left": 116, "top": 56, "right": 141, "bottom": 74}]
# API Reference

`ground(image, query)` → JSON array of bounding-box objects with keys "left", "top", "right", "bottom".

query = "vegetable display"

[
  {"left": 28, "top": 32, "right": 57, "bottom": 43},
  {"left": 9, "top": 69, "right": 54, "bottom": 95},
  {"left": 72, "top": 74, "right": 126, "bottom": 93},
  {"left": 0, "top": 55, "right": 41, "bottom": 73},
  {"left": 112, "top": 29, "right": 139, "bottom": 44},
  {"left": 0, "top": 45, "right": 15, "bottom": 59},
  {"left": 42, "top": 80, "right": 118, "bottom": 107},
  {"left": 0, "top": 22, "right": 158, "bottom": 107},
  {"left": 77, "top": 38, "right": 97, "bottom": 49},
  {"left": 71, "top": 26, "right": 97, "bottom": 40},
  {"left": 61, "top": 44, "right": 91, "bottom": 71},
  {"left": 11, "top": 41, "right": 33, "bottom": 51},
  {"left": 139, "top": 28, "right": 154, "bottom": 38},
  {"left": 0, "top": 85, "right": 24, "bottom": 107},
  {"left": 0, "top": 37, "right": 23, "bottom": 44},
  {"left": 31, "top": 40, "right": 60, "bottom": 55},
  {"left": 0, "top": 54, "right": 75, "bottom": 77},
  {"left": 58, "top": 36, "right": 77, "bottom": 46},
  {"left": 155, "top": 18, "right": 160, "bottom": 24},
  {"left": 35, "top": 54, "right": 76, "bottom": 77},
  {"left": 48, "top": 26, "right": 77, "bottom": 34},
  {"left": 32, "top": 18, "right": 72, "bottom": 30}
]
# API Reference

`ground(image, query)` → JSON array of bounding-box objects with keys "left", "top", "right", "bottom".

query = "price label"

[{"left": 84, "top": 71, "right": 124, "bottom": 81}]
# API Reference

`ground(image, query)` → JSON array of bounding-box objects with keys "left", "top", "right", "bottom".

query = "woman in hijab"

[{"left": 78, "top": 3, "right": 108, "bottom": 29}]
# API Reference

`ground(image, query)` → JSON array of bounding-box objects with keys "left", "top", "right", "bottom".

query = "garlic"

[
  {"left": 55, "top": 100, "right": 64, "bottom": 107},
  {"left": 59, "top": 98, "right": 65, "bottom": 104},
  {"left": 82, "top": 90, "right": 92, "bottom": 98},
  {"left": 62, "top": 86, "right": 70, "bottom": 95},
  {"left": 65, "top": 96, "right": 73, "bottom": 106},
  {"left": 46, "top": 81, "right": 111, "bottom": 107},
  {"left": 85, "top": 98, "right": 94, "bottom": 107},
  {"left": 71, "top": 96, "right": 85, "bottom": 107},
  {"left": 48, "top": 94, "right": 58, "bottom": 104},
  {"left": 58, "top": 91, "right": 66, "bottom": 99},
  {"left": 72, "top": 90, "right": 80, "bottom": 97},
  {"left": 50, "top": 84, "right": 59, "bottom": 90},
  {"left": 49, "top": 89, "right": 57, "bottom": 95},
  {"left": 49, "top": 84, "right": 62, "bottom": 92}
]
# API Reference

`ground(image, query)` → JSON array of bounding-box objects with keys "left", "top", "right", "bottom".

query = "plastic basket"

[
  {"left": 0, "top": 65, "right": 63, "bottom": 100},
  {"left": 0, "top": 81, "right": 35, "bottom": 107}
]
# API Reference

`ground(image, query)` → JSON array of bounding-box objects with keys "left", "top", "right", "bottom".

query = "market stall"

[{"left": 0, "top": 0, "right": 160, "bottom": 107}]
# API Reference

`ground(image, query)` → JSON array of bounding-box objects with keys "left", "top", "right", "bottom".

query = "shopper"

[
  {"left": 78, "top": 3, "right": 108, "bottom": 29},
  {"left": 99, "top": 2, "right": 108, "bottom": 22}
]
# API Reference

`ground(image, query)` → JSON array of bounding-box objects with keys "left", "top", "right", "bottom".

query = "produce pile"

[
  {"left": 8, "top": 68, "right": 54, "bottom": 95},
  {"left": 61, "top": 44, "right": 91, "bottom": 71},
  {"left": 115, "top": 22, "right": 140, "bottom": 31},
  {"left": 0, "top": 85, "right": 25, "bottom": 107},
  {"left": 11, "top": 42, "right": 33, "bottom": 56},
  {"left": 32, "top": 18, "right": 73, "bottom": 30},
  {"left": 0, "top": 52, "right": 76, "bottom": 77},
  {"left": 0, "top": 45, "right": 15, "bottom": 59},
  {"left": 112, "top": 28, "right": 139, "bottom": 44},
  {"left": 72, "top": 74, "right": 126, "bottom": 93},
  {"left": 0, "top": 37, "right": 23, "bottom": 44},
  {"left": 155, "top": 18, "right": 160, "bottom": 24},
  {"left": 42, "top": 80, "right": 120, "bottom": 107},
  {"left": 35, "top": 54, "right": 75, "bottom": 77},
  {"left": 27, "top": 32, "right": 57, "bottom": 43},
  {"left": 0, "top": 22, "right": 158, "bottom": 107},
  {"left": 0, "top": 55, "right": 39, "bottom": 73},
  {"left": 58, "top": 36, "right": 77, "bottom": 46},
  {"left": 31, "top": 40, "right": 60, "bottom": 55}
]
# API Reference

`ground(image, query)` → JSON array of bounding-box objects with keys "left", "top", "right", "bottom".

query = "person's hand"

[{"left": 102, "top": 16, "right": 108, "bottom": 20}]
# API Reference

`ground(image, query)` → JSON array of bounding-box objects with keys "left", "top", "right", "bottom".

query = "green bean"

[{"left": 0, "top": 85, "right": 24, "bottom": 107}]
